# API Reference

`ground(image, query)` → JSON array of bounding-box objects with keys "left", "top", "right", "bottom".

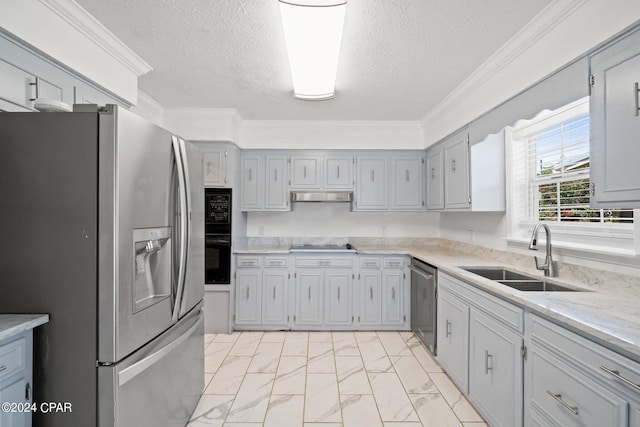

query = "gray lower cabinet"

[
  {"left": 233, "top": 254, "right": 409, "bottom": 331},
  {"left": 436, "top": 286, "right": 470, "bottom": 393},
  {"left": 0, "top": 331, "right": 34, "bottom": 427},
  {"left": 468, "top": 308, "right": 523, "bottom": 427},
  {"left": 526, "top": 314, "right": 640, "bottom": 427},
  {"left": 437, "top": 272, "right": 524, "bottom": 427}
]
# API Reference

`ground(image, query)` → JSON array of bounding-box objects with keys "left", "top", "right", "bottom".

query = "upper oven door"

[{"left": 205, "top": 188, "right": 232, "bottom": 234}]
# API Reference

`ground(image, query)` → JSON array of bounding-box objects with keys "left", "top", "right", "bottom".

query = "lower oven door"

[
  {"left": 98, "top": 303, "right": 204, "bottom": 427},
  {"left": 205, "top": 235, "right": 231, "bottom": 284}
]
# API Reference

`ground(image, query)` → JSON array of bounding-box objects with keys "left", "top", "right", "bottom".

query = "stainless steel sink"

[{"left": 460, "top": 266, "right": 583, "bottom": 292}]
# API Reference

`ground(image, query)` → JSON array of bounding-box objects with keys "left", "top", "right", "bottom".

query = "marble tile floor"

[{"left": 189, "top": 331, "right": 487, "bottom": 427}]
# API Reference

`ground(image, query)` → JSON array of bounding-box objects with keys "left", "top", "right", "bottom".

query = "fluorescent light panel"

[{"left": 279, "top": 0, "right": 347, "bottom": 100}]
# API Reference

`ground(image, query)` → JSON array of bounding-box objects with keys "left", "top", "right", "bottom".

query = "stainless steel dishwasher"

[{"left": 409, "top": 257, "right": 437, "bottom": 355}]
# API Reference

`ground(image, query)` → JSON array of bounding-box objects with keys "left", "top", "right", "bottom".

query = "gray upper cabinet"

[
  {"left": 290, "top": 155, "right": 321, "bottom": 189},
  {"left": 426, "top": 128, "right": 504, "bottom": 212},
  {"left": 324, "top": 155, "right": 354, "bottom": 189},
  {"left": 240, "top": 154, "right": 264, "bottom": 210},
  {"left": 391, "top": 156, "right": 424, "bottom": 210},
  {"left": 202, "top": 147, "right": 228, "bottom": 187},
  {"left": 444, "top": 130, "right": 471, "bottom": 209},
  {"left": 240, "top": 153, "right": 290, "bottom": 211},
  {"left": 590, "top": 28, "right": 640, "bottom": 208},
  {"left": 425, "top": 146, "right": 445, "bottom": 210},
  {"left": 355, "top": 156, "right": 389, "bottom": 210},
  {"left": 0, "top": 33, "right": 122, "bottom": 112},
  {"left": 265, "top": 155, "right": 290, "bottom": 210}
]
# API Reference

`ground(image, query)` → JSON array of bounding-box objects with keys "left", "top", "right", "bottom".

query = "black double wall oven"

[{"left": 205, "top": 188, "right": 232, "bottom": 284}]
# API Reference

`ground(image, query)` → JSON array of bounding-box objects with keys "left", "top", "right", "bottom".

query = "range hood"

[{"left": 290, "top": 191, "right": 353, "bottom": 203}]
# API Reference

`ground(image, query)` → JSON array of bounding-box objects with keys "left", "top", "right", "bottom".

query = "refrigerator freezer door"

[
  {"left": 179, "top": 138, "right": 205, "bottom": 318},
  {"left": 98, "top": 106, "right": 175, "bottom": 364},
  {"left": 98, "top": 303, "right": 204, "bottom": 427}
]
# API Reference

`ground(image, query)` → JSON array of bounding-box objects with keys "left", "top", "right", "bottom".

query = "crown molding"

[
  {"left": 241, "top": 119, "right": 423, "bottom": 130},
  {"left": 38, "top": 0, "right": 152, "bottom": 76},
  {"left": 421, "top": 0, "right": 587, "bottom": 129}
]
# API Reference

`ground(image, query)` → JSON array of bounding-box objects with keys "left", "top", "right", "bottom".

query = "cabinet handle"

[
  {"left": 0, "top": 365, "right": 6, "bottom": 372},
  {"left": 451, "top": 159, "right": 456, "bottom": 173},
  {"left": 371, "top": 170, "right": 375, "bottom": 181},
  {"left": 206, "top": 161, "right": 212, "bottom": 176},
  {"left": 370, "top": 287, "right": 373, "bottom": 300},
  {"left": 29, "top": 77, "right": 39, "bottom": 101},
  {"left": 273, "top": 286, "right": 276, "bottom": 300},
  {"left": 600, "top": 365, "right": 640, "bottom": 391},
  {"left": 484, "top": 350, "right": 492, "bottom": 374},
  {"left": 25, "top": 382, "right": 31, "bottom": 401},
  {"left": 388, "top": 261, "right": 401, "bottom": 267},
  {"left": 635, "top": 82, "right": 640, "bottom": 117},
  {"left": 337, "top": 165, "right": 340, "bottom": 179},
  {"left": 308, "top": 287, "right": 311, "bottom": 300},
  {"left": 431, "top": 167, "right": 435, "bottom": 179},
  {"left": 391, "top": 287, "right": 395, "bottom": 301},
  {"left": 338, "top": 287, "right": 341, "bottom": 301},
  {"left": 304, "top": 165, "right": 307, "bottom": 178},
  {"left": 319, "top": 261, "right": 330, "bottom": 266},
  {"left": 546, "top": 390, "right": 579, "bottom": 415},
  {"left": 445, "top": 320, "right": 451, "bottom": 337},
  {"left": 405, "top": 169, "right": 410, "bottom": 182},
  {"left": 248, "top": 168, "right": 253, "bottom": 181},
  {"left": 246, "top": 287, "right": 250, "bottom": 300},
  {"left": 274, "top": 168, "right": 278, "bottom": 182}
]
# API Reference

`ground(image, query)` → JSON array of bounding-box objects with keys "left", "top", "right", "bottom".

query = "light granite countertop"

[
  {"left": 0, "top": 314, "right": 49, "bottom": 341},
  {"left": 236, "top": 241, "right": 640, "bottom": 363}
]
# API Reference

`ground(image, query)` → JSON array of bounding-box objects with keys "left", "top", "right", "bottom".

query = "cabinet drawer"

[
  {"left": 295, "top": 257, "right": 353, "bottom": 268},
  {"left": 530, "top": 315, "right": 640, "bottom": 399},
  {"left": 383, "top": 257, "right": 405, "bottom": 269},
  {"left": 0, "top": 337, "right": 26, "bottom": 381},
  {"left": 263, "top": 256, "right": 288, "bottom": 268},
  {"left": 359, "top": 257, "right": 381, "bottom": 269},
  {"left": 236, "top": 256, "right": 262, "bottom": 268},
  {"left": 439, "top": 273, "right": 524, "bottom": 333},
  {"left": 530, "top": 345, "right": 627, "bottom": 427}
]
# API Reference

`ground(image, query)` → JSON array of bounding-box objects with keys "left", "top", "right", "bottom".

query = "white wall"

[{"left": 246, "top": 203, "right": 440, "bottom": 238}]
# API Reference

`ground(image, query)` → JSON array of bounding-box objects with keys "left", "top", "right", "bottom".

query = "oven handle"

[
  {"left": 408, "top": 265, "right": 434, "bottom": 281},
  {"left": 206, "top": 236, "right": 232, "bottom": 246}
]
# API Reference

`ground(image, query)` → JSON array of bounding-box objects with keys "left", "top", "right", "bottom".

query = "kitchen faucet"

[{"left": 528, "top": 223, "right": 557, "bottom": 277}]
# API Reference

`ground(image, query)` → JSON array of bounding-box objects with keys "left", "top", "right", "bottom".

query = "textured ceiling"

[{"left": 75, "top": 0, "right": 550, "bottom": 121}]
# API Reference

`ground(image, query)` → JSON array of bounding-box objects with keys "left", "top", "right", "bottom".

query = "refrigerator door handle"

[
  {"left": 176, "top": 137, "right": 193, "bottom": 315},
  {"left": 118, "top": 308, "right": 203, "bottom": 386},
  {"left": 171, "top": 135, "right": 188, "bottom": 323}
]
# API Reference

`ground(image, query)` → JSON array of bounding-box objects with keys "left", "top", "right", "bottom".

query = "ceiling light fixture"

[{"left": 278, "top": 0, "right": 347, "bottom": 100}]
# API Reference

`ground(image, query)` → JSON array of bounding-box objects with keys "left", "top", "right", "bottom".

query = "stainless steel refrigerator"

[{"left": 0, "top": 105, "right": 205, "bottom": 426}]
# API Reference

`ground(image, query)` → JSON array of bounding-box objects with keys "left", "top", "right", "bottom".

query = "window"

[{"left": 509, "top": 98, "right": 635, "bottom": 252}]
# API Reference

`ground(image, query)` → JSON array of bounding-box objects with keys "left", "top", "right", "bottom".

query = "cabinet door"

[
  {"left": 468, "top": 308, "right": 523, "bottom": 427},
  {"left": 355, "top": 157, "right": 388, "bottom": 210},
  {"left": 436, "top": 289, "right": 470, "bottom": 393},
  {"left": 444, "top": 132, "right": 470, "bottom": 209},
  {"left": 295, "top": 270, "right": 323, "bottom": 326},
  {"left": 325, "top": 270, "right": 353, "bottom": 326},
  {"left": 324, "top": 156, "right": 354, "bottom": 189},
  {"left": 74, "top": 83, "right": 120, "bottom": 107},
  {"left": 425, "top": 146, "right": 444, "bottom": 210},
  {"left": 235, "top": 270, "right": 261, "bottom": 324},
  {"left": 590, "top": 29, "right": 640, "bottom": 207},
  {"left": 391, "top": 156, "right": 424, "bottom": 210},
  {"left": 265, "top": 156, "right": 290, "bottom": 210},
  {"left": 0, "top": 59, "right": 35, "bottom": 111},
  {"left": 203, "top": 150, "right": 227, "bottom": 187},
  {"left": 359, "top": 271, "right": 381, "bottom": 325},
  {"left": 240, "top": 155, "right": 263, "bottom": 211},
  {"left": 0, "top": 378, "right": 28, "bottom": 427},
  {"left": 291, "top": 156, "right": 321, "bottom": 189},
  {"left": 382, "top": 270, "right": 404, "bottom": 325},
  {"left": 262, "top": 270, "right": 288, "bottom": 326}
]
